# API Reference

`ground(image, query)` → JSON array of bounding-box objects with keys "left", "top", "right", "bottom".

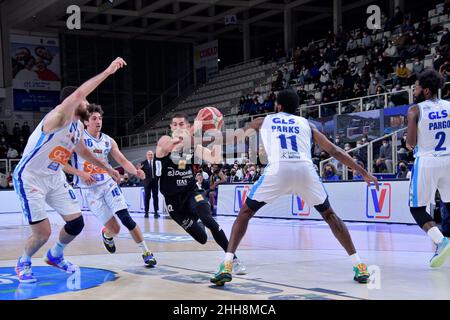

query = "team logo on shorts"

[
  {"left": 234, "top": 186, "right": 250, "bottom": 213},
  {"left": 291, "top": 195, "right": 310, "bottom": 216},
  {"left": 366, "top": 182, "right": 391, "bottom": 219},
  {"left": 194, "top": 194, "right": 204, "bottom": 202}
]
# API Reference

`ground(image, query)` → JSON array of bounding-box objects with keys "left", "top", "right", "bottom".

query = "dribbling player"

[
  {"left": 64, "top": 104, "right": 157, "bottom": 267},
  {"left": 155, "top": 114, "right": 246, "bottom": 274},
  {"left": 406, "top": 69, "right": 450, "bottom": 267},
  {"left": 13, "top": 58, "right": 125, "bottom": 283},
  {"left": 210, "top": 89, "right": 379, "bottom": 286}
]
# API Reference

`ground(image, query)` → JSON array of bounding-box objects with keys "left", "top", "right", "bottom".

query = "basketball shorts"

[
  {"left": 80, "top": 180, "right": 128, "bottom": 225},
  {"left": 13, "top": 170, "right": 81, "bottom": 224},
  {"left": 409, "top": 156, "right": 450, "bottom": 207},
  {"left": 164, "top": 190, "right": 209, "bottom": 230},
  {"left": 248, "top": 161, "right": 328, "bottom": 207}
]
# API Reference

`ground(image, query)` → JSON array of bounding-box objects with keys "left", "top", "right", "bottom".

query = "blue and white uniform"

[
  {"left": 72, "top": 130, "right": 128, "bottom": 225},
  {"left": 13, "top": 119, "right": 83, "bottom": 224},
  {"left": 410, "top": 98, "right": 450, "bottom": 207},
  {"left": 248, "top": 112, "right": 327, "bottom": 206}
]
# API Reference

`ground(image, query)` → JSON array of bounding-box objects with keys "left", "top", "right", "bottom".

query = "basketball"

[{"left": 196, "top": 106, "right": 224, "bottom": 131}]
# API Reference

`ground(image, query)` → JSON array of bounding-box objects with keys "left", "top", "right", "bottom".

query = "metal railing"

[
  {"left": 319, "top": 127, "right": 407, "bottom": 180},
  {"left": 222, "top": 56, "right": 263, "bottom": 73},
  {"left": 300, "top": 89, "right": 412, "bottom": 118}
]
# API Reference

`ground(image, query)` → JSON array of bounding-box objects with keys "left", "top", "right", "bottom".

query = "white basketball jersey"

[
  {"left": 260, "top": 112, "right": 313, "bottom": 163},
  {"left": 72, "top": 130, "right": 113, "bottom": 188},
  {"left": 415, "top": 99, "right": 450, "bottom": 158},
  {"left": 14, "top": 119, "right": 83, "bottom": 177}
]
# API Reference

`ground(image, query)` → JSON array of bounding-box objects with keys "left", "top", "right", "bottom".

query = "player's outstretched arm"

[
  {"left": 43, "top": 57, "right": 127, "bottom": 134},
  {"left": 244, "top": 116, "right": 265, "bottom": 131},
  {"left": 63, "top": 163, "right": 96, "bottom": 186},
  {"left": 74, "top": 139, "right": 120, "bottom": 182},
  {"left": 406, "top": 105, "right": 419, "bottom": 151},
  {"left": 310, "top": 123, "right": 379, "bottom": 190},
  {"left": 110, "top": 139, "right": 145, "bottom": 180},
  {"left": 155, "top": 135, "right": 182, "bottom": 158}
]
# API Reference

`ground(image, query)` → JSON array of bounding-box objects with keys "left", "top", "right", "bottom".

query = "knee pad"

[
  {"left": 64, "top": 216, "right": 85, "bottom": 236},
  {"left": 116, "top": 209, "right": 137, "bottom": 231},
  {"left": 410, "top": 206, "right": 433, "bottom": 228},
  {"left": 314, "top": 197, "right": 331, "bottom": 214}
]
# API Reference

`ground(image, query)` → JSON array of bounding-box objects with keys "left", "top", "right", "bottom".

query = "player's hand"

[
  {"left": 362, "top": 172, "right": 379, "bottom": 191},
  {"left": 81, "top": 172, "right": 96, "bottom": 186},
  {"left": 105, "top": 57, "right": 127, "bottom": 75},
  {"left": 107, "top": 167, "right": 121, "bottom": 182},
  {"left": 135, "top": 169, "right": 146, "bottom": 180}
]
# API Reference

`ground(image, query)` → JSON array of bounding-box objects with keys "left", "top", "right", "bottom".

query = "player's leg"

[
  {"left": 210, "top": 170, "right": 279, "bottom": 285},
  {"left": 13, "top": 173, "right": 51, "bottom": 282},
  {"left": 101, "top": 216, "right": 120, "bottom": 253},
  {"left": 410, "top": 157, "right": 449, "bottom": 267},
  {"left": 45, "top": 180, "right": 83, "bottom": 273},
  {"left": 105, "top": 183, "right": 156, "bottom": 266},
  {"left": 300, "top": 163, "right": 369, "bottom": 283}
]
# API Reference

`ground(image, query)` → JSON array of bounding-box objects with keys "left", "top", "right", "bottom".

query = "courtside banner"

[{"left": 217, "top": 180, "right": 416, "bottom": 224}]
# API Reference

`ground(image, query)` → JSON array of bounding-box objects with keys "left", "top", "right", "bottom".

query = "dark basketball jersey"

[{"left": 156, "top": 151, "right": 197, "bottom": 197}]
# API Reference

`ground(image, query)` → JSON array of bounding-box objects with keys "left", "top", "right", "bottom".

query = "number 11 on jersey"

[{"left": 278, "top": 134, "right": 298, "bottom": 152}]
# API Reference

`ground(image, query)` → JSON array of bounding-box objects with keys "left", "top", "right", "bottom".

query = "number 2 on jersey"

[
  {"left": 435, "top": 131, "right": 447, "bottom": 151},
  {"left": 278, "top": 134, "right": 298, "bottom": 152}
]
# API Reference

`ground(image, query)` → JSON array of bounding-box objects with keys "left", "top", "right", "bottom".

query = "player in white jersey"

[
  {"left": 63, "top": 104, "right": 157, "bottom": 267},
  {"left": 211, "top": 89, "right": 379, "bottom": 286},
  {"left": 13, "top": 58, "right": 126, "bottom": 283},
  {"left": 406, "top": 69, "right": 450, "bottom": 267}
]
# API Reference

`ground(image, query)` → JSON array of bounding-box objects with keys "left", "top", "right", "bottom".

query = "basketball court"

[{"left": 1, "top": 211, "right": 448, "bottom": 300}]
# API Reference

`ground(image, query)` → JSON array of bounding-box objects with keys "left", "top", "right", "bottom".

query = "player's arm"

[
  {"left": 406, "top": 105, "right": 419, "bottom": 150},
  {"left": 109, "top": 139, "right": 145, "bottom": 180},
  {"left": 310, "top": 123, "right": 379, "bottom": 190},
  {"left": 43, "top": 57, "right": 127, "bottom": 134},
  {"left": 244, "top": 116, "right": 265, "bottom": 131},
  {"left": 63, "top": 163, "right": 96, "bottom": 186},
  {"left": 74, "top": 139, "right": 120, "bottom": 182},
  {"left": 155, "top": 135, "right": 182, "bottom": 158}
]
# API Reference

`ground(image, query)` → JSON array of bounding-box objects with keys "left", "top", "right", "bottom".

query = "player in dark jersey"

[{"left": 155, "top": 113, "right": 246, "bottom": 274}]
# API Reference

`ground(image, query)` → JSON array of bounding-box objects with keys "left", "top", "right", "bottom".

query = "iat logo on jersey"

[
  {"left": 234, "top": 185, "right": 251, "bottom": 212},
  {"left": 428, "top": 110, "right": 450, "bottom": 120},
  {"left": 273, "top": 118, "right": 296, "bottom": 125},
  {"left": 291, "top": 195, "right": 310, "bottom": 216},
  {"left": 366, "top": 182, "right": 391, "bottom": 219}
]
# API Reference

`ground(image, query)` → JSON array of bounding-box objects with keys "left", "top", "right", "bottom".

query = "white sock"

[
  {"left": 138, "top": 241, "right": 150, "bottom": 254},
  {"left": 350, "top": 253, "right": 362, "bottom": 267},
  {"left": 427, "top": 227, "right": 444, "bottom": 245},
  {"left": 224, "top": 252, "right": 234, "bottom": 262},
  {"left": 51, "top": 241, "right": 66, "bottom": 258},
  {"left": 20, "top": 252, "right": 31, "bottom": 263}
]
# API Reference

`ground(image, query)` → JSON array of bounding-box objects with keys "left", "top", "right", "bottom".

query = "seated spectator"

[
  {"left": 352, "top": 161, "right": 365, "bottom": 180},
  {"left": 383, "top": 41, "right": 399, "bottom": 61},
  {"left": 12, "top": 123, "right": 21, "bottom": 140},
  {"left": 119, "top": 173, "right": 131, "bottom": 187},
  {"left": 7, "top": 146, "right": 18, "bottom": 159},
  {"left": 238, "top": 96, "right": 247, "bottom": 115},
  {"left": 227, "top": 169, "right": 240, "bottom": 183},
  {"left": 374, "top": 158, "right": 388, "bottom": 173},
  {"left": 379, "top": 138, "right": 393, "bottom": 172},
  {"left": 322, "top": 163, "right": 340, "bottom": 181},
  {"left": 411, "top": 57, "right": 424, "bottom": 80},
  {"left": 0, "top": 121, "right": 8, "bottom": 137},
  {"left": 0, "top": 138, "right": 7, "bottom": 159},
  {"left": 298, "top": 66, "right": 311, "bottom": 85},
  {"left": 196, "top": 173, "right": 210, "bottom": 191},
  {"left": 394, "top": 61, "right": 411, "bottom": 86},
  {"left": 208, "top": 165, "right": 226, "bottom": 215},
  {"left": 362, "top": 31, "right": 373, "bottom": 49},
  {"left": 21, "top": 121, "right": 30, "bottom": 138},
  {"left": 396, "top": 160, "right": 411, "bottom": 179}
]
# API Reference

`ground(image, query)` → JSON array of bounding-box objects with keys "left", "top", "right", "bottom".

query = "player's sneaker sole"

[
  {"left": 430, "top": 240, "right": 450, "bottom": 268},
  {"left": 101, "top": 228, "right": 116, "bottom": 254},
  {"left": 210, "top": 273, "right": 232, "bottom": 286}
]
